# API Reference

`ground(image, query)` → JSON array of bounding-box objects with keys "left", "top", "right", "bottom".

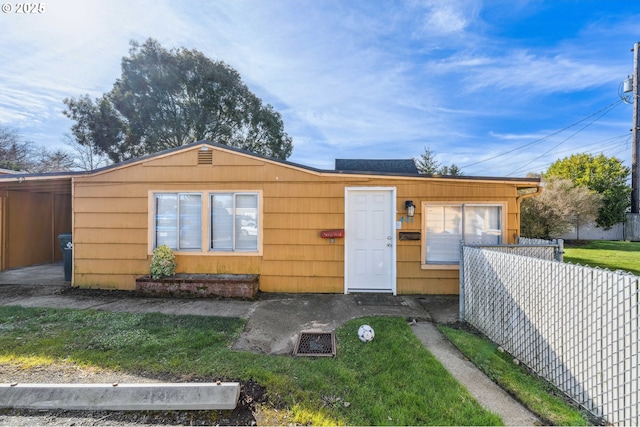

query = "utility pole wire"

[
  {"left": 506, "top": 101, "right": 622, "bottom": 176},
  {"left": 551, "top": 134, "right": 629, "bottom": 157},
  {"left": 460, "top": 99, "right": 624, "bottom": 169}
]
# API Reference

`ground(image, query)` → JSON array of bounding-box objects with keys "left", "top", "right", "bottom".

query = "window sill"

[
  {"left": 421, "top": 263, "right": 460, "bottom": 270},
  {"left": 157, "top": 250, "right": 262, "bottom": 257}
]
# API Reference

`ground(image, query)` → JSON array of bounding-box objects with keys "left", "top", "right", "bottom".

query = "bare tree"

[
  {"left": 0, "top": 125, "right": 103, "bottom": 173},
  {"left": 0, "top": 126, "right": 36, "bottom": 171},
  {"left": 521, "top": 177, "right": 602, "bottom": 239},
  {"left": 547, "top": 153, "right": 630, "bottom": 229},
  {"left": 64, "top": 135, "right": 110, "bottom": 171},
  {"left": 32, "top": 148, "right": 76, "bottom": 173}
]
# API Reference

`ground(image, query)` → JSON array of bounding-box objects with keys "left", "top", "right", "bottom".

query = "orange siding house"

[{"left": 66, "top": 141, "right": 540, "bottom": 295}]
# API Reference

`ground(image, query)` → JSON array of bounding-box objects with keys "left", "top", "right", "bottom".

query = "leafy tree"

[
  {"left": 63, "top": 95, "right": 126, "bottom": 161},
  {"left": 64, "top": 38, "right": 293, "bottom": 163},
  {"left": 414, "top": 147, "right": 463, "bottom": 176},
  {"left": 545, "top": 154, "right": 630, "bottom": 229},
  {"left": 521, "top": 177, "right": 602, "bottom": 239},
  {"left": 440, "top": 164, "right": 463, "bottom": 176}
]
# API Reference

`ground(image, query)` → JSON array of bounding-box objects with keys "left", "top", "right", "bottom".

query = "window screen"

[
  {"left": 211, "top": 193, "right": 258, "bottom": 252},
  {"left": 425, "top": 204, "right": 502, "bottom": 264},
  {"left": 154, "top": 193, "right": 202, "bottom": 250}
]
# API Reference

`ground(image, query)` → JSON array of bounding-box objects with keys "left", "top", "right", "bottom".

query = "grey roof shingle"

[{"left": 335, "top": 159, "right": 419, "bottom": 174}]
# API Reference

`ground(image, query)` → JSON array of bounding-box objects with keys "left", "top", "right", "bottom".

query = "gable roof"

[
  {"left": 0, "top": 140, "right": 540, "bottom": 186},
  {"left": 335, "top": 159, "right": 419, "bottom": 174}
]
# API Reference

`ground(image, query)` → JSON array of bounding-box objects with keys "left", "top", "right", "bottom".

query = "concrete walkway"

[
  {"left": 0, "top": 263, "right": 540, "bottom": 425},
  {"left": 412, "top": 323, "right": 540, "bottom": 425}
]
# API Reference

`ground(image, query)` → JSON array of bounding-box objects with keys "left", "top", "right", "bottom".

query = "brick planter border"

[{"left": 135, "top": 274, "right": 259, "bottom": 299}]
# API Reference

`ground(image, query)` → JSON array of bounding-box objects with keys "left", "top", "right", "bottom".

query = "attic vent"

[{"left": 198, "top": 149, "right": 213, "bottom": 165}]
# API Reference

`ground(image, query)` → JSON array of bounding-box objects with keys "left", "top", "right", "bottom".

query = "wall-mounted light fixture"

[{"left": 405, "top": 200, "right": 415, "bottom": 218}]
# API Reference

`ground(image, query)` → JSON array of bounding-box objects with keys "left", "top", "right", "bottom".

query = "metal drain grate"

[{"left": 294, "top": 332, "right": 335, "bottom": 357}]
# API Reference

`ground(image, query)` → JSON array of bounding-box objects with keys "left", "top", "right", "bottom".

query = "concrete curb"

[{"left": 0, "top": 382, "right": 240, "bottom": 411}]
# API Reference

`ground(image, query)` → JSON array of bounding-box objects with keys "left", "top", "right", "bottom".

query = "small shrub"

[{"left": 150, "top": 245, "right": 177, "bottom": 279}]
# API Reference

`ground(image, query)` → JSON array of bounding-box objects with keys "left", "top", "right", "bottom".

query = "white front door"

[{"left": 345, "top": 187, "right": 396, "bottom": 294}]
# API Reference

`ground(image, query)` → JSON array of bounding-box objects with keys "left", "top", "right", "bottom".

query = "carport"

[{"left": 0, "top": 173, "right": 74, "bottom": 271}]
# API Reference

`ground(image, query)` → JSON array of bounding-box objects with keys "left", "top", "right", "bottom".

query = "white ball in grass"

[{"left": 357, "top": 324, "right": 375, "bottom": 342}]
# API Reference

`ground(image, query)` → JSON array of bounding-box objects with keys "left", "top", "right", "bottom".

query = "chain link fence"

[
  {"left": 460, "top": 242, "right": 639, "bottom": 425},
  {"left": 466, "top": 237, "right": 564, "bottom": 261}
]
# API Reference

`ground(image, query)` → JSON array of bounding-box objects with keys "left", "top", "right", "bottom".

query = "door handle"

[{"left": 387, "top": 243, "right": 392, "bottom": 247}]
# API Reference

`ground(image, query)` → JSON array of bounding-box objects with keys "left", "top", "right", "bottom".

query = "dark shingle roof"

[
  {"left": 335, "top": 159, "right": 419, "bottom": 174},
  {"left": 0, "top": 141, "right": 540, "bottom": 184}
]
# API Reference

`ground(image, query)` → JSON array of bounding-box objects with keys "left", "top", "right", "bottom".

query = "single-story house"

[{"left": 0, "top": 141, "right": 541, "bottom": 294}]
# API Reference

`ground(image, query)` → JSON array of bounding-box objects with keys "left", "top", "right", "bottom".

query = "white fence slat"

[{"left": 461, "top": 243, "right": 640, "bottom": 426}]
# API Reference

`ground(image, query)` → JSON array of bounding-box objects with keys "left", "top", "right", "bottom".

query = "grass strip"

[
  {"left": 439, "top": 325, "right": 589, "bottom": 426},
  {"left": 563, "top": 240, "right": 640, "bottom": 276},
  {"left": 0, "top": 306, "right": 501, "bottom": 426}
]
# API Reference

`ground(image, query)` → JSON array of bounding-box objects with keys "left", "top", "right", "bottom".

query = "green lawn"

[
  {"left": 0, "top": 307, "right": 502, "bottom": 426},
  {"left": 439, "top": 326, "right": 589, "bottom": 426},
  {"left": 563, "top": 240, "right": 640, "bottom": 275}
]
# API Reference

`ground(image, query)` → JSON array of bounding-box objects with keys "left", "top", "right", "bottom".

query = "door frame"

[{"left": 344, "top": 187, "right": 397, "bottom": 295}]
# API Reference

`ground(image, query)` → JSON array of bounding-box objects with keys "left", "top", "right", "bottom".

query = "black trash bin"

[{"left": 58, "top": 233, "right": 72, "bottom": 282}]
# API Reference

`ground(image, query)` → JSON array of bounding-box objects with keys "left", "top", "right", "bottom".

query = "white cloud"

[
  {"left": 428, "top": 50, "right": 622, "bottom": 95},
  {"left": 422, "top": 2, "right": 470, "bottom": 35},
  {"left": 1, "top": 0, "right": 637, "bottom": 176},
  {"left": 405, "top": 0, "right": 483, "bottom": 36},
  {"left": 489, "top": 131, "right": 551, "bottom": 141}
]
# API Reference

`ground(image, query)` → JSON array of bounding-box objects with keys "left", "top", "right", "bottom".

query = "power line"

[
  {"left": 505, "top": 100, "right": 623, "bottom": 176},
  {"left": 543, "top": 136, "right": 629, "bottom": 160},
  {"left": 610, "top": 146, "right": 631, "bottom": 160},
  {"left": 548, "top": 134, "right": 629, "bottom": 159},
  {"left": 460, "top": 99, "right": 624, "bottom": 169},
  {"left": 529, "top": 142, "right": 630, "bottom": 173},
  {"left": 513, "top": 139, "right": 631, "bottom": 175},
  {"left": 555, "top": 133, "right": 628, "bottom": 153}
]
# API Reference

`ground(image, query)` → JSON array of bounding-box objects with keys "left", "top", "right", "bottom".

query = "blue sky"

[{"left": 1, "top": 0, "right": 639, "bottom": 176}]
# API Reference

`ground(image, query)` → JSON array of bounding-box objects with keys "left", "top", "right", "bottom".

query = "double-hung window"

[
  {"left": 423, "top": 203, "right": 503, "bottom": 265},
  {"left": 154, "top": 193, "right": 202, "bottom": 251},
  {"left": 152, "top": 191, "right": 260, "bottom": 254},
  {"left": 210, "top": 193, "right": 259, "bottom": 252}
]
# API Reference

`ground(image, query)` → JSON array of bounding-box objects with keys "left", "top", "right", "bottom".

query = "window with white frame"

[
  {"left": 154, "top": 193, "right": 202, "bottom": 250},
  {"left": 152, "top": 191, "right": 261, "bottom": 254},
  {"left": 210, "top": 193, "right": 259, "bottom": 252},
  {"left": 423, "top": 203, "right": 503, "bottom": 264}
]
